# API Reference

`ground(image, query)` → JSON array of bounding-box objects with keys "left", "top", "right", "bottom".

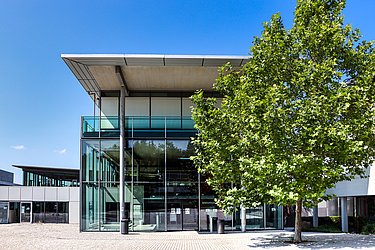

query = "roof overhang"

[
  {"left": 61, "top": 54, "right": 250, "bottom": 96},
  {"left": 13, "top": 164, "right": 79, "bottom": 180}
]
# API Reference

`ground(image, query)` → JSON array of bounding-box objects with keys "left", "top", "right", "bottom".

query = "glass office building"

[{"left": 63, "top": 54, "right": 283, "bottom": 232}]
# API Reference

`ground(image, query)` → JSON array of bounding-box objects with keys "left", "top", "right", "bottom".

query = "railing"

[{"left": 82, "top": 116, "right": 196, "bottom": 136}]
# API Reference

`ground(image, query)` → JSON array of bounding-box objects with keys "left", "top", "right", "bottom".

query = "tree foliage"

[{"left": 191, "top": 0, "right": 375, "bottom": 242}]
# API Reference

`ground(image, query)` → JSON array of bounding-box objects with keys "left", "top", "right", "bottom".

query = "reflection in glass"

[
  {"left": 265, "top": 204, "right": 282, "bottom": 229},
  {"left": 166, "top": 140, "right": 198, "bottom": 231},
  {"left": 82, "top": 183, "right": 99, "bottom": 231},
  {"left": 82, "top": 140, "right": 100, "bottom": 182},
  {"left": 132, "top": 140, "right": 165, "bottom": 231},
  {"left": 0, "top": 202, "right": 8, "bottom": 224},
  {"left": 80, "top": 134, "right": 284, "bottom": 232},
  {"left": 246, "top": 206, "right": 264, "bottom": 229},
  {"left": 100, "top": 183, "right": 120, "bottom": 231},
  {"left": 20, "top": 202, "right": 31, "bottom": 222},
  {"left": 31, "top": 202, "right": 68, "bottom": 223},
  {"left": 8, "top": 202, "right": 20, "bottom": 223},
  {"left": 33, "top": 202, "right": 44, "bottom": 223},
  {"left": 100, "top": 140, "right": 120, "bottom": 182}
]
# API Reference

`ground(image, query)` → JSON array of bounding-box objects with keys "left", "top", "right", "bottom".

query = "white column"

[
  {"left": 120, "top": 86, "right": 126, "bottom": 234},
  {"left": 341, "top": 197, "right": 348, "bottom": 233},
  {"left": 313, "top": 206, "right": 318, "bottom": 227},
  {"left": 241, "top": 205, "right": 246, "bottom": 232},
  {"left": 209, "top": 216, "right": 214, "bottom": 233}
]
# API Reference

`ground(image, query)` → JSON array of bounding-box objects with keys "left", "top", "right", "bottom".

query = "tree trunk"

[{"left": 294, "top": 199, "right": 303, "bottom": 243}]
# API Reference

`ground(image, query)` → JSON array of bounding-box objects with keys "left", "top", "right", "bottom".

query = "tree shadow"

[{"left": 248, "top": 232, "right": 375, "bottom": 249}]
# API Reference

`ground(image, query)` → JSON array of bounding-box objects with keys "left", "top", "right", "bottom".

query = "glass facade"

[
  {"left": 0, "top": 202, "right": 8, "bottom": 224},
  {"left": 81, "top": 138, "right": 200, "bottom": 232},
  {"left": 23, "top": 171, "right": 79, "bottom": 187},
  {"left": 31, "top": 202, "right": 69, "bottom": 223},
  {"left": 80, "top": 94, "right": 283, "bottom": 232}
]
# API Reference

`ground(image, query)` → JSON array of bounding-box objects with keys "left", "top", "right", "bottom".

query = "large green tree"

[{"left": 191, "top": 0, "right": 375, "bottom": 243}]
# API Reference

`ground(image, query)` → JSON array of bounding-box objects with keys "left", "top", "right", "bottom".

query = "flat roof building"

[
  {"left": 13, "top": 164, "right": 79, "bottom": 187},
  {"left": 62, "top": 54, "right": 285, "bottom": 232},
  {"left": 0, "top": 165, "right": 79, "bottom": 224},
  {"left": 62, "top": 53, "right": 375, "bottom": 233}
]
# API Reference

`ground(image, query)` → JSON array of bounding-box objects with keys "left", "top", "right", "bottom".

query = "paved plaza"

[{"left": 1, "top": 224, "right": 375, "bottom": 249}]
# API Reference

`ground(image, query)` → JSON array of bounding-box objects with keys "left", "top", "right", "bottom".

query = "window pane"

[
  {"left": 82, "top": 140, "right": 100, "bottom": 182},
  {"left": 100, "top": 140, "right": 120, "bottom": 182},
  {"left": 166, "top": 140, "right": 198, "bottom": 231},
  {"left": 0, "top": 202, "right": 8, "bottom": 224},
  {"left": 82, "top": 183, "right": 99, "bottom": 231},
  {"left": 132, "top": 140, "right": 165, "bottom": 231},
  {"left": 100, "top": 183, "right": 120, "bottom": 232}
]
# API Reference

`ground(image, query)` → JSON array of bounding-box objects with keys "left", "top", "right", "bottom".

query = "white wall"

[
  {"left": 101, "top": 97, "right": 119, "bottom": 116},
  {"left": 101, "top": 97, "right": 119, "bottom": 129},
  {"left": 326, "top": 164, "right": 375, "bottom": 197},
  {"left": 69, "top": 201, "right": 80, "bottom": 224},
  {"left": 123, "top": 96, "right": 200, "bottom": 117},
  {"left": 0, "top": 186, "right": 80, "bottom": 202},
  {"left": 151, "top": 97, "right": 181, "bottom": 116},
  {"left": 0, "top": 186, "right": 9, "bottom": 200},
  {"left": 125, "top": 97, "right": 150, "bottom": 116}
]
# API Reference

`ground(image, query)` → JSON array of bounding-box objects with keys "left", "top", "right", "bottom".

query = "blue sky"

[{"left": 0, "top": 0, "right": 374, "bottom": 184}]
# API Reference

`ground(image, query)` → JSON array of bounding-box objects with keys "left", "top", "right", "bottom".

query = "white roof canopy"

[{"left": 62, "top": 54, "right": 249, "bottom": 95}]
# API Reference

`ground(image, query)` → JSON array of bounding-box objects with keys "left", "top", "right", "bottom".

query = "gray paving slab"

[{"left": 1, "top": 224, "right": 375, "bottom": 249}]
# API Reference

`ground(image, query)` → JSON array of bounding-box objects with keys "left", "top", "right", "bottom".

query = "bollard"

[{"left": 121, "top": 218, "right": 129, "bottom": 234}]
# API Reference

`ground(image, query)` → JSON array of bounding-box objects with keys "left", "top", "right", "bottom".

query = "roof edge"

[
  {"left": 12, "top": 164, "right": 79, "bottom": 171},
  {"left": 61, "top": 53, "right": 250, "bottom": 60}
]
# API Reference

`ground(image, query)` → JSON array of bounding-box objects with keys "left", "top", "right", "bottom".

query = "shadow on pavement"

[{"left": 248, "top": 232, "right": 375, "bottom": 249}]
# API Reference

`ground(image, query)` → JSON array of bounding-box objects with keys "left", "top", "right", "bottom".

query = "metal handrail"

[{"left": 82, "top": 116, "right": 195, "bottom": 133}]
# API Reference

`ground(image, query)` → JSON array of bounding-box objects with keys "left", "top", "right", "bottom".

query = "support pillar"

[
  {"left": 120, "top": 86, "right": 126, "bottom": 234},
  {"left": 341, "top": 197, "right": 348, "bottom": 233},
  {"left": 241, "top": 205, "right": 246, "bottom": 232},
  {"left": 313, "top": 206, "right": 318, "bottom": 227}
]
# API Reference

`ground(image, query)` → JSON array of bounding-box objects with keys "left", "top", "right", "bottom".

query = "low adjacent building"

[{"left": 0, "top": 165, "right": 79, "bottom": 224}]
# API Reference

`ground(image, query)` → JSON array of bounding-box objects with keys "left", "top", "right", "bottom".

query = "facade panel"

[
  {"left": 125, "top": 97, "right": 150, "bottom": 116},
  {"left": 69, "top": 187, "right": 80, "bottom": 202},
  {"left": 8, "top": 187, "right": 21, "bottom": 201},
  {"left": 20, "top": 187, "right": 33, "bottom": 201},
  {"left": 69, "top": 201, "right": 80, "bottom": 223},
  {"left": 0, "top": 187, "right": 9, "bottom": 200},
  {"left": 45, "top": 187, "right": 58, "bottom": 201},
  {"left": 57, "top": 187, "right": 70, "bottom": 201},
  {"left": 32, "top": 187, "right": 45, "bottom": 201},
  {"left": 151, "top": 97, "right": 181, "bottom": 116}
]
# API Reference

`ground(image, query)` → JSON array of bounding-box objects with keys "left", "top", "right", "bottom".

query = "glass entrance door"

[
  {"left": 21, "top": 203, "right": 31, "bottom": 223},
  {"left": 167, "top": 201, "right": 198, "bottom": 231},
  {"left": 182, "top": 207, "right": 198, "bottom": 230},
  {"left": 181, "top": 202, "right": 198, "bottom": 231},
  {"left": 167, "top": 202, "right": 182, "bottom": 230}
]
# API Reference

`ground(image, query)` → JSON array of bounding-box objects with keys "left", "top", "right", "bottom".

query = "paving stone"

[{"left": 1, "top": 224, "right": 375, "bottom": 249}]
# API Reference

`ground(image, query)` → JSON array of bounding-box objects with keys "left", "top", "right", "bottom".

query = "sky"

[{"left": 0, "top": 0, "right": 374, "bottom": 184}]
